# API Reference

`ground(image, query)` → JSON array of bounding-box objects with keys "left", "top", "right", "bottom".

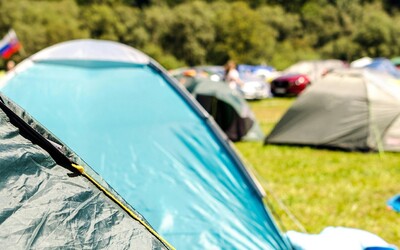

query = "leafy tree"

[
  {"left": 214, "top": 0, "right": 268, "bottom": 8},
  {"left": 300, "top": 1, "right": 342, "bottom": 47},
  {"left": 334, "top": 1, "right": 362, "bottom": 35},
  {"left": 1, "top": 0, "right": 400, "bottom": 69},
  {"left": 353, "top": 3, "right": 395, "bottom": 57},
  {"left": 142, "top": 43, "right": 185, "bottom": 69},
  {"left": 76, "top": 0, "right": 124, "bottom": 5},
  {"left": 162, "top": 1, "right": 215, "bottom": 66},
  {"left": 0, "top": 0, "right": 87, "bottom": 61},
  {"left": 271, "top": 39, "right": 320, "bottom": 70},
  {"left": 113, "top": 5, "right": 148, "bottom": 48},
  {"left": 134, "top": 0, "right": 269, "bottom": 8},
  {"left": 142, "top": 5, "right": 174, "bottom": 44},
  {"left": 391, "top": 15, "right": 400, "bottom": 57},
  {"left": 257, "top": 5, "right": 302, "bottom": 41},
  {"left": 210, "top": 1, "right": 276, "bottom": 65},
  {"left": 383, "top": 0, "right": 400, "bottom": 14},
  {"left": 80, "top": 3, "right": 148, "bottom": 47},
  {"left": 80, "top": 4, "right": 123, "bottom": 40},
  {"left": 266, "top": 0, "right": 308, "bottom": 12},
  {"left": 320, "top": 37, "right": 361, "bottom": 61}
]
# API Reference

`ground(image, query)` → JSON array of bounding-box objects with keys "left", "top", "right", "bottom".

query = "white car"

[{"left": 240, "top": 74, "right": 271, "bottom": 100}]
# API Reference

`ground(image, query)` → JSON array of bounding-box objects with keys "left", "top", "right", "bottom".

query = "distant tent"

[
  {"left": 265, "top": 69, "right": 400, "bottom": 152},
  {"left": 0, "top": 94, "right": 171, "bottom": 249},
  {"left": 0, "top": 39, "right": 291, "bottom": 249},
  {"left": 350, "top": 57, "right": 400, "bottom": 79},
  {"left": 284, "top": 59, "right": 347, "bottom": 83},
  {"left": 185, "top": 78, "right": 264, "bottom": 141},
  {"left": 353, "top": 58, "right": 400, "bottom": 79},
  {"left": 392, "top": 57, "right": 400, "bottom": 70},
  {"left": 350, "top": 57, "right": 373, "bottom": 68}
]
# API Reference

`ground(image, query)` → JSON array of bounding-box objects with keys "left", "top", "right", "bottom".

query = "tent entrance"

[{"left": 196, "top": 94, "right": 253, "bottom": 142}]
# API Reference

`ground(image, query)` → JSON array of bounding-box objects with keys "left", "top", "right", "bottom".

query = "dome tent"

[
  {"left": 0, "top": 94, "right": 172, "bottom": 249},
  {"left": 364, "top": 58, "right": 400, "bottom": 79},
  {"left": 184, "top": 77, "right": 264, "bottom": 142},
  {"left": 284, "top": 59, "right": 347, "bottom": 83},
  {"left": 0, "top": 39, "right": 291, "bottom": 249},
  {"left": 265, "top": 68, "right": 400, "bottom": 152}
]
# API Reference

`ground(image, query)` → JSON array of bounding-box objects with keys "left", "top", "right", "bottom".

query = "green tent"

[
  {"left": 0, "top": 94, "right": 172, "bottom": 249},
  {"left": 392, "top": 57, "right": 400, "bottom": 68},
  {"left": 265, "top": 69, "right": 400, "bottom": 152},
  {"left": 185, "top": 78, "right": 264, "bottom": 141}
]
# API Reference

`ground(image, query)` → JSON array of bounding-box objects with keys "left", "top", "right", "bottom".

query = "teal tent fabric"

[
  {"left": 1, "top": 39, "right": 290, "bottom": 249},
  {"left": 0, "top": 94, "right": 171, "bottom": 249}
]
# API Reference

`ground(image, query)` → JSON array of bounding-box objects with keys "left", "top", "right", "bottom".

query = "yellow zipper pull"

[{"left": 71, "top": 163, "right": 85, "bottom": 174}]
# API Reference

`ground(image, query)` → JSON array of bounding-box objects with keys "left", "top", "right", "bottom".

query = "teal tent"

[
  {"left": 0, "top": 39, "right": 291, "bottom": 249},
  {"left": 0, "top": 94, "right": 172, "bottom": 249}
]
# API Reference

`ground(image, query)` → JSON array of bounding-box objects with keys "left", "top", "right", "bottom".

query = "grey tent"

[
  {"left": 265, "top": 69, "right": 400, "bottom": 152},
  {"left": 185, "top": 78, "right": 264, "bottom": 141},
  {"left": 0, "top": 94, "right": 172, "bottom": 249}
]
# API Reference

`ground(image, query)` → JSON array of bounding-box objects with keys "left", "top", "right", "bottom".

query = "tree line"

[{"left": 1, "top": 0, "right": 400, "bottom": 70}]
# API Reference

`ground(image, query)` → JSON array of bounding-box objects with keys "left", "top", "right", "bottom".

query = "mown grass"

[{"left": 235, "top": 98, "right": 400, "bottom": 246}]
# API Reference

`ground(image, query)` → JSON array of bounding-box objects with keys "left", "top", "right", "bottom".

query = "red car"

[{"left": 271, "top": 73, "right": 311, "bottom": 96}]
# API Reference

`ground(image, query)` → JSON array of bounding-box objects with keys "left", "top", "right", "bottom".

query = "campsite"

[
  {"left": 1, "top": 0, "right": 400, "bottom": 249},
  {"left": 237, "top": 98, "right": 400, "bottom": 246}
]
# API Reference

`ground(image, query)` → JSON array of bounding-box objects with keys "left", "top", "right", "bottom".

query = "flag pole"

[
  {"left": 11, "top": 29, "right": 26, "bottom": 57},
  {"left": 19, "top": 45, "right": 27, "bottom": 57}
]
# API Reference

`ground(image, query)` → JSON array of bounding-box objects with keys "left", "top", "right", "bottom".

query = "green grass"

[{"left": 235, "top": 98, "right": 400, "bottom": 246}]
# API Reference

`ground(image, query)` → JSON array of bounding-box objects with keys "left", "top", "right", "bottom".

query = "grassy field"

[{"left": 234, "top": 98, "right": 400, "bottom": 246}]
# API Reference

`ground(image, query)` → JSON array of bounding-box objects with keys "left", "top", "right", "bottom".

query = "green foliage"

[
  {"left": 113, "top": 5, "right": 147, "bottom": 47},
  {"left": 162, "top": 1, "right": 215, "bottom": 66},
  {"left": 0, "top": 0, "right": 87, "bottom": 60},
  {"left": 320, "top": 37, "right": 361, "bottom": 61},
  {"left": 142, "top": 43, "right": 185, "bottom": 69},
  {"left": 266, "top": 0, "right": 308, "bottom": 12},
  {"left": 271, "top": 41, "right": 320, "bottom": 70},
  {"left": 301, "top": 1, "right": 342, "bottom": 47},
  {"left": 257, "top": 5, "right": 302, "bottom": 41},
  {"left": 76, "top": 0, "right": 125, "bottom": 5},
  {"left": 142, "top": 5, "right": 173, "bottom": 44},
  {"left": 211, "top": 2, "right": 276, "bottom": 65},
  {"left": 353, "top": 3, "right": 398, "bottom": 57},
  {"left": 1, "top": 0, "right": 400, "bottom": 69},
  {"left": 257, "top": 5, "right": 313, "bottom": 69},
  {"left": 382, "top": 0, "right": 400, "bottom": 14}
]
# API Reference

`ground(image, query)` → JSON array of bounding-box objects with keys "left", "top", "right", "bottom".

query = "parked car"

[
  {"left": 170, "top": 65, "right": 271, "bottom": 100},
  {"left": 285, "top": 59, "right": 347, "bottom": 83},
  {"left": 239, "top": 73, "right": 271, "bottom": 100},
  {"left": 271, "top": 73, "right": 310, "bottom": 96},
  {"left": 271, "top": 59, "right": 346, "bottom": 97}
]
